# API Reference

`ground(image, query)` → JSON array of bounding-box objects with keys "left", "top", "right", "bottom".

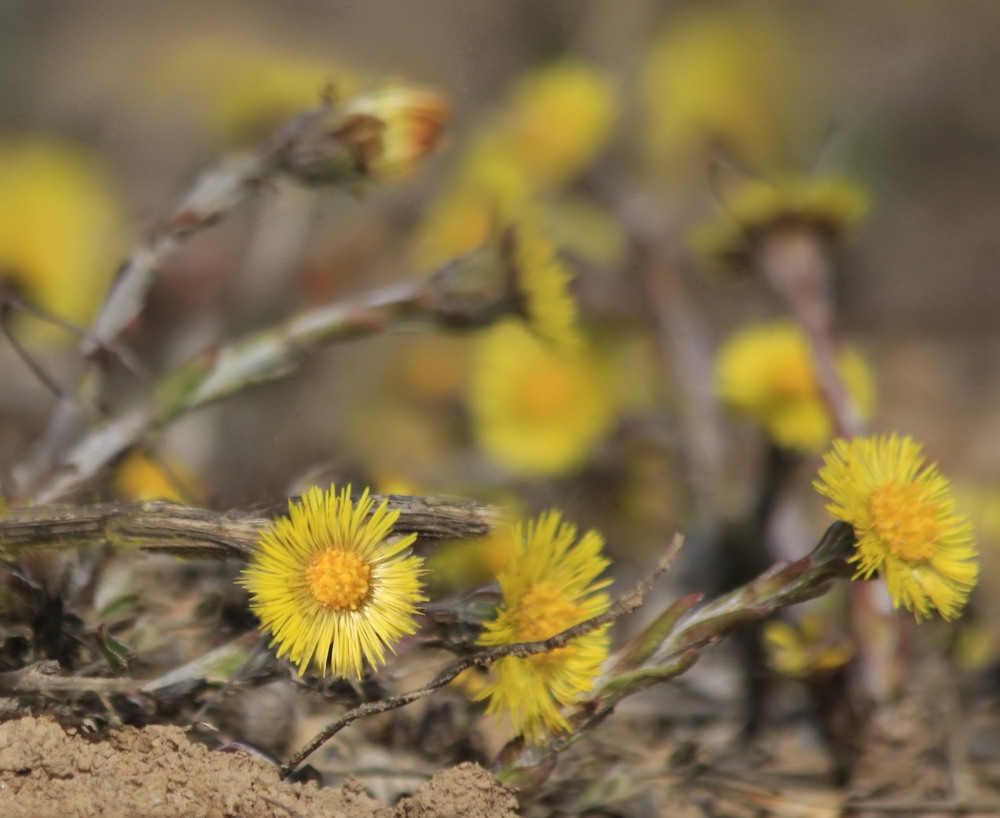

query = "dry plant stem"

[
  {"left": 0, "top": 661, "right": 137, "bottom": 697},
  {"left": 756, "top": 230, "right": 893, "bottom": 701},
  {"left": 0, "top": 494, "right": 495, "bottom": 559},
  {"left": 25, "top": 279, "right": 435, "bottom": 504},
  {"left": 756, "top": 228, "right": 862, "bottom": 439},
  {"left": 278, "top": 536, "right": 686, "bottom": 780},
  {"left": 612, "top": 186, "right": 726, "bottom": 520},
  {"left": 14, "top": 152, "right": 280, "bottom": 497}
]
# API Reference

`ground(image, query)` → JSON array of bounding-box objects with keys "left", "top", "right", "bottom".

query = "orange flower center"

[
  {"left": 306, "top": 548, "right": 372, "bottom": 611},
  {"left": 512, "top": 581, "right": 581, "bottom": 668},
  {"left": 769, "top": 356, "right": 816, "bottom": 400},
  {"left": 515, "top": 364, "right": 576, "bottom": 421},
  {"left": 869, "top": 481, "right": 940, "bottom": 563}
]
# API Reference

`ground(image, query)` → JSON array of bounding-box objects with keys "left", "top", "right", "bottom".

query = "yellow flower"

[
  {"left": 113, "top": 450, "right": 200, "bottom": 504},
  {"left": 468, "top": 321, "right": 616, "bottom": 476},
  {"left": 814, "top": 435, "right": 978, "bottom": 621},
  {"left": 413, "top": 146, "right": 532, "bottom": 269},
  {"left": 148, "top": 39, "right": 360, "bottom": 146},
  {"left": 340, "top": 86, "right": 451, "bottom": 180},
  {"left": 511, "top": 220, "right": 582, "bottom": 350},
  {"left": 715, "top": 321, "right": 874, "bottom": 453},
  {"left": 692, "top": 176, "right": 870, "bottom": 273},
  {"left": 640, "top": 8, "right": 802, "bottom": 174},
  {"left": 476, "top": 510, "right": 611, "bottom": 744},
  {"left": 239, "top": 485, "right": 426, "bottom": 677},
  {"left": 763, "top": 614, "right": 853, "bottom": 678},
  {"left": 493, "top": 60, "right": 616, "bottom": 187},
  {"left": 0, "top": 139, "right": 121, "bottom": 343}
]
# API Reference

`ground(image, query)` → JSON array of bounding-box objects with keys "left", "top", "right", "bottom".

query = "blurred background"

[
  {"left": 3, "top": 0, "right": 1000, "bottom": 803},
  {"left": 2, "top": 0, "right": 1000, "bottom": 568}
]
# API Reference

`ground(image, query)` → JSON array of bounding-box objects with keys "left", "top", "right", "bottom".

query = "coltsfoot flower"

[
  {"left": 715, "top": 320, "right": 874, "bottom": 453},
  {"left": 692, "top": 176, "right": 869, "bottom": 274},
  {"left": 476, "top": 511, "right": 611, "bottom": 745},
  {"left": 469, "top": 321, "right": 616, "bottom": 476},
  {"left": 814, "top": 434, "right": 978, "bottom": 621},
  {"left": 240, "top": 485, "right": 426, "bottom": 677}
]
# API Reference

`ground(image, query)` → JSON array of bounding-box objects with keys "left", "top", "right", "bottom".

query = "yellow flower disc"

[{"left": 814, "top": 434, "right": 978, "bottom": 621}]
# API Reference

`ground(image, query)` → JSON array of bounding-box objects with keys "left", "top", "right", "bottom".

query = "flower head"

[
  {"left": 493, "top": 60, "right": 616, "bottom": 187},
  {"left": 0, "top": 139, "right": 121, "bottom": 343},
  {"left": 468, "top": 321, "right": 616, "bottom": 476},
  {"left": 340, "top": 86, "right": 451, "bottom": 180},
  {"left": 148, "top": 39, "right": 360, "bottom": 145},
  {"left": 763, "top": 613, "right": 853, "bottom": 678},
  {"left": 476, "top": 511, "right": 612, "bottom": 744},
  {"left": 239, "top": 485, "right": 426, "bottom": 677},
  {"left": 641, "top": 8, "right": 802, "bottom": 174},
  {"left": 510, "top": 220, "right": 582, "bottom": 350},
  {"left": 692, "top": 176, "right": 869, "bottom": 274},
  {"left": 715, "top": 320, "right": 874, "bottom": 453},
  {"left": 814, "top": 435, "right": 978, "bottom": 621}
]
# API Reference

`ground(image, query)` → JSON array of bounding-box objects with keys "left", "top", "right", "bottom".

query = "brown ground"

[{"left": 0, "top": 717, "right": 518, "bottom": 818}]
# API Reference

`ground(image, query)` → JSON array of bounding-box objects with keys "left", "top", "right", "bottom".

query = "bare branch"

[{"left": 0, "top": 494, "right": 497, "bottom": 559}]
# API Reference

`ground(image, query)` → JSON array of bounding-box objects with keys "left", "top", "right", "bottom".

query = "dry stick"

[
  {"left": 278, "top": 537, "right": 685, "bottom": 780},
  {"left": 0, "top": 494, "right": 496, "bottom": 559},
  {"left": 12, "top": 109, "right": 329, "bottom": 500},
  {"left": 0, "top": 661, "right": 137, "bottom": 697},
  {"left": 27, "top": 278, "right": 436, "bottom": 504}
]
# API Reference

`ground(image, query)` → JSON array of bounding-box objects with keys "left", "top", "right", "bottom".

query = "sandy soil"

[{"left": 0, "top": 717, "right": 518, "bottom": 818}]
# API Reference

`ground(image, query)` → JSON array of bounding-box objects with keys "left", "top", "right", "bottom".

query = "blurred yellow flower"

[
  {"left": 641, "top": 8, "right": 802, "bottom": 174},
  {"left": 148, "top": 39, "right": 360, "bottom": 145},
  {"left": 468, "top": 321, "right": 616, "bottom": 476},
  {"left": 511, "top": 220, "right": 582, "bottom": 349},
  {"left": 413, "top": 59, "right": 616, "bottom": 268},
  {"left": 492, "top": 60, "right": 616, "bottom": 188},
  {"left": 413, "top": 146, "right": 532, "bottom": 269},
  {"left": 814, "top": 434, "right": 978, "bottom": 621},
  {"left": 113, "top": 450, "right": 200, "bottom": 504},
  {"left": 763, "top": 614, "right": 853, "bottom": 678},
  {"left": 240, "top": 485, "right": 426, "bottom": 678},
  {"left": 0, "top": 139, "right": 121, "bottom": 342},
  {"left": 692, "top": 176, "right": 870, "bottom": 273},
  {"left": 476, "top": 510, "right": 611, "bottom": 744},
  {"left": 715, "top": 321, "right": 874, "bottom": 453}
]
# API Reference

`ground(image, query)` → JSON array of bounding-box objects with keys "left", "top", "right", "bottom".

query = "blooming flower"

[
  {"left": 239, "top": 485, "right": 426, "bottom": 677},
  {"left": 492, "top": 60, "right": 616, "bottom": 188},
  {"left": 511, "top": 220, "right": 582, "bottom": 350},
  {"left": 640, "top": 8, "right": 802, "bottom": 174},
  {"left": 763, "top": 613, "right": 853, "bottom": 678},
  {"left": 691, "top": 176, "right": 869, "bottom": 274},
  {"left": 476, "top": 511, "right": 611, "bottom": 744},
  {"left": 714, "top": 320, "right": 874, "bottom": 453},
  {"left": 0, "top": 139, "right": 122, "bottom": 343},
  {"left": 468, "top": 321, "right": 616, "bottom": 475},
  {"left": 148, "top": 39, "right": 360, "bottom": 146},
  {"left": 814, "top": 434, "right": 978, "bottom": 621}
]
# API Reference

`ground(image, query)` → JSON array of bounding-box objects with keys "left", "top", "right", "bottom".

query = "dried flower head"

[
  {"left": 240, "top": 485, "right": 426, "bottom": 677},
  {"left": 715, "top": 320, "right": 874, "bottom": 453},
  {"left": 692, "top": 176, "right": 869, "bottom": 274},
  {"left": 341, "top": 86, "right": 451, "bottom": 180},
  {"left": 476, "top": 510, "right": 611, "bottom": 744},
  {"left": 814, "top": 434, "right": 978, "bottom": 621},
  {"left": 469, "top": 321, "right": 616, "bottom": 476}
]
